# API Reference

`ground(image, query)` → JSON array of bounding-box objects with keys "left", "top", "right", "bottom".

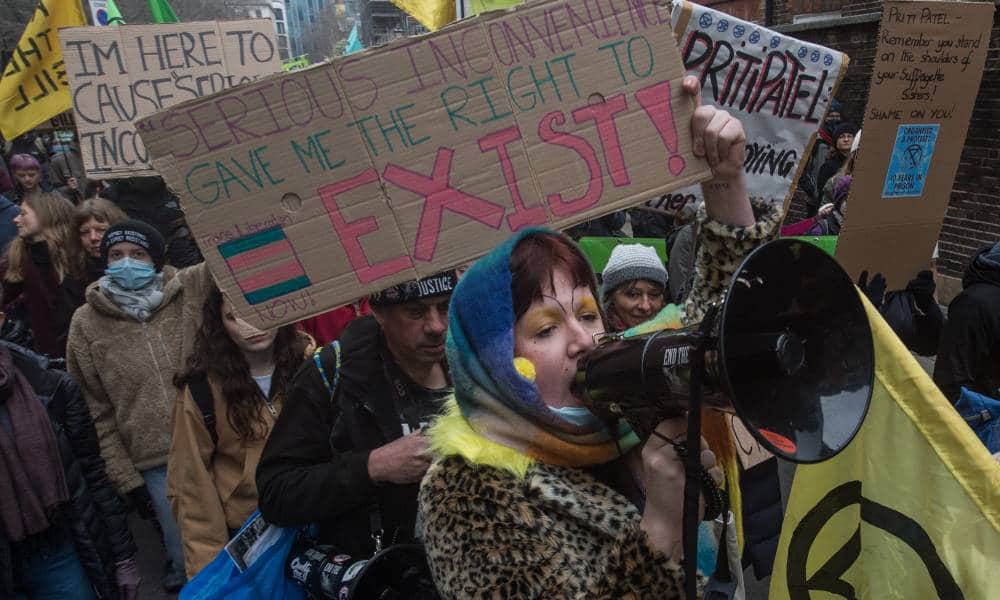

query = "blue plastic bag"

[
  {"left": 955, "top": 387, "right": 1000, "bottom": 454},
  {"left": 180, "top": 511, "right": 305, "bottom": 600}
]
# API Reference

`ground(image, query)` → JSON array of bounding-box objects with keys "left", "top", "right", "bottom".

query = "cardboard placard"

[
  {"left": 836, "top": 0, "right": 993, "bottom": 289},
  {"left": 60, "top": 21, "right": 282, "bottom": 178},
  {"left": 643, "top": 0, "right": 847, "bottom": 217},
  {"left": 728, "top": 414, "right": 773, "bottom": 470},
  {"left": 136, "top": 0, "right": 712, "bottom": 329}
]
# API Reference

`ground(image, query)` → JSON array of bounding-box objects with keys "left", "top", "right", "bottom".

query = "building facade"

[{"left": 228, "top": 0, "right": 291, "bottom": 59}]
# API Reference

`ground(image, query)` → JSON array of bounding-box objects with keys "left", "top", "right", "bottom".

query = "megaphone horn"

[{"left": 577, "top": 238, "right": 874, "bottom": 464}]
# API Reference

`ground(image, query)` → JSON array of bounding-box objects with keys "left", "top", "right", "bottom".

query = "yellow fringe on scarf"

[
  {"left": 428, "top": 399, "right": 745, "bottom": 552},
  {"left": 427, "top": 398, "right": 535, "bottom": 478},
  {"left": 703, "top": 410, "right": 744, "bottom": 553}
]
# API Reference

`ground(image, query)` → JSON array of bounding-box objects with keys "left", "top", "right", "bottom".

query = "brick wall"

[{"left": 711, "top": 0, "right": 1000, "bottom": 295}]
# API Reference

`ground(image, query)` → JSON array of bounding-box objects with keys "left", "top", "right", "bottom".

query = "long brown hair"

[
  {"left": 4, "top": 192, "right": 77, "bottom": 283},
  {"left": 176, "top": 287, "right": 308, "bottom": 442}
]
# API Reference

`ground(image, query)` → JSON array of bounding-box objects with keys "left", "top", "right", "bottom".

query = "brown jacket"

[
  {"left": 66, "top": 263, "right": 214, "bottom": 494},
  {"left": 167, "top": 334, "right": 314, "bottom": 578}
]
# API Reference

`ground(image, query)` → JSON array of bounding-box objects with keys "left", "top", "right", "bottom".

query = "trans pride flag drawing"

[{"left": 218, "top": 227, "right": 311, "bottom": 305}]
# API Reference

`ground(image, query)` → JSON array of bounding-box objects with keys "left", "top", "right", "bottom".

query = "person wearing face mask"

[
  {"left": 1, "top": 192, "right": 82, "bottom": 358},
  {"left": 601, "top": 243, "right": 669, "bottom": 332},
  {"left": 256, "top": 270, "right": 458, "bottom": 559},
  {"left": 66, "top": 219, "right": 216, "bottom": 592},
  {"left": 72, "top": 199, "right": 127, "bottom": 285},
  {"left": 418, "top": 76, "right": 781, "bottom": 598},
  {"left": 168, "top": 288, "right": 314, "bottom": 578}
]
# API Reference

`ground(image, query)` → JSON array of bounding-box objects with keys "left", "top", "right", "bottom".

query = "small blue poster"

[{"left": 882, "top": 124, "right": 939, "bottom": 198}]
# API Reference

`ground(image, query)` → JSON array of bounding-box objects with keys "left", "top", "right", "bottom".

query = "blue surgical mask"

[
  {"left": 549, "top": 405, "right": 604, "bottom": 429},
  {"left": 105, "top": 257, "right": 157, "bottom": 290}
]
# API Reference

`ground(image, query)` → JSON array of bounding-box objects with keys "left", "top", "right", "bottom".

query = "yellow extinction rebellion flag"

[
  {"left": 0, "top": 0, "right": 87, "bottom": 140},
  {"left": 389, "top": 0, "right": 455, "bottom": 31},
  {"left": 770, "top": 295, "right": 1000, "bottom": 598}
]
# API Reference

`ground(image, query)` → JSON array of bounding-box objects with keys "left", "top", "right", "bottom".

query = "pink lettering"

[
  {"left": 383, "top": 148, "right": 506, "bottom": 261},
  {"left": 477, "top": 126, "right": 548, "bottom": 232},
  {"left": 571, "top": 94, "right": 630, "bottom": 186},
  {"left": 537, "top": 110, "right": 602, "bottom": 217},
  {"left": 317, "top": 169, "right": 413, "bottom": 284},
  {"left": 635, "top": 80, "right": 686, "bottom": 176}
]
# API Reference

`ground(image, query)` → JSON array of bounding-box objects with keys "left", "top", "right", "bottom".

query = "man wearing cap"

[{"left": 256, "top": 271, "right": 458, "bottom": 558}]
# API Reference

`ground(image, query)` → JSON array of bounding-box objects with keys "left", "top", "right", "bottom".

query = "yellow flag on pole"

[
  {"left": 0, "top": 0, "right": 87, "bottom": 140},
  {"left": 389, "top": 0, "right": 455, "bottom": 31},
  {"left": 770, "top": 294, "right": 1000, "bottom": 598}
]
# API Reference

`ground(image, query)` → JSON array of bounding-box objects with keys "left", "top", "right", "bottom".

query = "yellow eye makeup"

[
  {"left": 575, "top": 296, "right": 598, "bottom": 316},
  {"left": 522, "top": 307, "right": 565, "bottom": 336}
]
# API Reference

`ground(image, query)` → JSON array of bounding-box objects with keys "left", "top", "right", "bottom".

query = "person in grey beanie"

[{"left": 601, "top": 243, "right": 668, "bottom": 331}]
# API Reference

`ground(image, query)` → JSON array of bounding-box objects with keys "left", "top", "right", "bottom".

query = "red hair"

[{"left": 510, "top": 232, "right": 600, "bottom": 322}]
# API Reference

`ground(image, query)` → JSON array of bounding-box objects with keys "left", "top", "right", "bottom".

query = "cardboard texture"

[
  {"left": 728, "top": 414, "right": 773, "bottom": 470},
  {"left": 836, "top": 0, "right": 994, "bottom": 290},
  {"left": 136, "top": 0, "right": 712, "bottom": 329},
  {"left": 642, "top": 0, "right": 847, "bottom": 217},
  {"left": 60, "top": 20, "right": 282, "bottom": 178}
]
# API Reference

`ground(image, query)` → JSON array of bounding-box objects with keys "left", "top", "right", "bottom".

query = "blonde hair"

[{"left": 4, "top": 193, "right": 77, "bottom": 283}]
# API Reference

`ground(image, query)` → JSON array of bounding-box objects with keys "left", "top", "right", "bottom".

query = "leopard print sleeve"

[
  {"left": 419, "top": 457, "right": 700, "bottom": 599},
  {"left": 683, "top": 199, "right": 782, "bottom": 325}
]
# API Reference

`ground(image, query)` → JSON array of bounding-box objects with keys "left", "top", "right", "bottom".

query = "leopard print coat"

[
  {"left": 419, "top": 455, "right": 699, "bottom": 599},
  {"left": 684, "top": 199, "right": 782, "bottom": 324},
  {"left": 418, "top": 201, "right": 781, "bottom": 598}
]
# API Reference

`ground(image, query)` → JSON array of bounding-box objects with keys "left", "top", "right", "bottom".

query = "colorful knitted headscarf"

[{"left": 441, "top": 227, "right": 639, "bottom": 469}]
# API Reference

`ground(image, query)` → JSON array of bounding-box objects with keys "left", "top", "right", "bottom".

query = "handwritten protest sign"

[
  {"left": 643, "top": 1, "right": 847, "bottom": 217},
  {"left": 836, "top": 0, "right": 993, "bottom": 290},
  {"left": 137, "top": 0, "right": 711, "bottom": 329},
  {"left": 60, "top": 21, "right": 282, "bottom": 178}
]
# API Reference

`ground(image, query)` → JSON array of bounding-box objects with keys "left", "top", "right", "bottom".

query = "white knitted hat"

[{"left": 601, "top": 243, "right": 667, "bottom": 298}]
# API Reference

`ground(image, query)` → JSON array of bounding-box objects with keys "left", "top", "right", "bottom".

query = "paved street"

[{"left": 129, "top": 513, "right": 177, "bottom": 600}]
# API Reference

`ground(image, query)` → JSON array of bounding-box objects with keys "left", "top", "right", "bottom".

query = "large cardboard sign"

[
  {"left": 643, "top": 1, "right": 847, "bottom": 217},
  {"left": 137, "top": 0, "right": 712, "bottom": 329},
  {"left": 836, "top": 1, "right": 993, "bottom": 289},
  {"left": 60, "top": 21, "right": 282, "bottom": 178}
]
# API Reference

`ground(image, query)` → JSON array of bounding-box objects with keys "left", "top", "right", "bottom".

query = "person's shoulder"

[{"left": 337, "top": 315, "right": 380, "bottom": 355}]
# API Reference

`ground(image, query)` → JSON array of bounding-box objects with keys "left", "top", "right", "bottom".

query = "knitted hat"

[
  {"left": 369, "top": 270, "right": 459, "bottom": 307},
  {"left": 100, "top": 219, "right": 166, "bottom": 272},
  {"left": 833, "top": 122, "right": 858, "bottom": 140},
  {"left": 601, "top": 243, "right": 668, "bottom": 300}
]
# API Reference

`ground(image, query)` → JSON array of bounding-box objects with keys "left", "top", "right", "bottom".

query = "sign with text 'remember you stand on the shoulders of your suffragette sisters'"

[
  {"left": 60, "top": 20, "right": 282, "bottom": 178},
  {"left": 642, "top": 0, "right": 847, "bottom": 217},
  {"left": 835, "top": 0, "right": 994, "bottom": 291},
  {"left": 135, "top": 0, "right": 713, "bottom": 330}
]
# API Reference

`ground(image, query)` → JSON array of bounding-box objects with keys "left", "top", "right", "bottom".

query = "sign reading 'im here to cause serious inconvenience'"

[{"left": 137, "top": 0, "right": 712, "bottom": 329}]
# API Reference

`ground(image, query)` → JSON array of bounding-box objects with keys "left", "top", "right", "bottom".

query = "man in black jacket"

[
  {"left": 934, "top": 242, "right": 1000, "bottom": 403},
  {"left": 257, "top": 271, "right": 458, "bottom": 558}
]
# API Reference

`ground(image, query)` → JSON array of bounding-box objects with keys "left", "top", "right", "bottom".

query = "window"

[
  {"left": 276, "top": 22, "right": 286, "bottom": 34},
  {"left": 255, "top": 9, "right": 262, "bottom": 17},
  {"left": 274, "top": 8, "right": 284, "bottom": 20}
]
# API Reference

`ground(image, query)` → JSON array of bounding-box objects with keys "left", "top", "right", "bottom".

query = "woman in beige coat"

[
  {"left": 168, "top": 287, "right": 312, "bottom": 578},
  {"left": 66, "top": 219, "right": 213, "bottom": 592}
]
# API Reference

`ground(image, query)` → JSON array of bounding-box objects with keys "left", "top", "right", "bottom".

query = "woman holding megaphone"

[{"left": 417, "top": 76, "right": 780, "bottom": 597}]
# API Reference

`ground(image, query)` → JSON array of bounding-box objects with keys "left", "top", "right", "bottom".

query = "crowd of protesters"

[{"left": 0, "top": 85, "right": 996, "bottom": 600}]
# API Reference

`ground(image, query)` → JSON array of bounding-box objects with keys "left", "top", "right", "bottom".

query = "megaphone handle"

[{"left": 681, "top": 305, "right": 720, "bottom": 600}]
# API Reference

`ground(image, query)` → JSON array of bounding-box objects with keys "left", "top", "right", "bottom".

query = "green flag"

[
  {"left": 147, "top": 0, "right": 178, "bottom": 23},
  {"left": 106, "top": 0, "right": 126, "bottom": 25}
]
